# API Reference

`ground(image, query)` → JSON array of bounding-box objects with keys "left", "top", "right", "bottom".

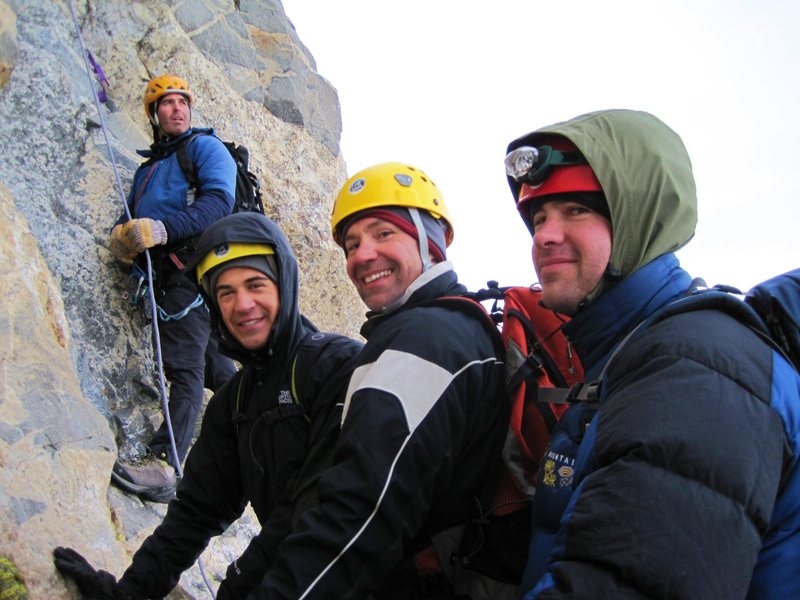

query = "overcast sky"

[{"left": 282, "top": 0, "right": 799, "bottom": 293}]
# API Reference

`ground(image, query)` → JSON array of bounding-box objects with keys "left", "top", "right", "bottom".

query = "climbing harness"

[
  {"left": 66, "top": 1, "right": 215, "bottom": 596},
  {"left": 125, "top": 264, "right": 206, "bottom": 321}
]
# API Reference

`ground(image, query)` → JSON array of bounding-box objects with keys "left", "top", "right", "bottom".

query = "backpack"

[
  {"left": 467, "top": 282, "right": 582, "bottom": 498},
  {"left": 568, "top": 268, "right": 800, "bottom": 407},
  {"left": 422, "top": 283, "right": 583, "bottom": 600},
  {"left": 176, "top": 131, "right": 265, "bottom": 215},
  {"left": 744, "top": 269, "right": 800, "bottom": 372}
]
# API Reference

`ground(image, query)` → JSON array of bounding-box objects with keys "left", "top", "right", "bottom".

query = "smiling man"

[
  {"left": 107, "top": 75, "right": 239, "bottom": 502},
  {"left": 504, "top": 109, "right": 800, "bottom": 599},
  {"left": 213, "top": 260, "right": 281, "bottom": 350},
  {"left": 233, "top": 163, "right": 508, "bottom": 599},
  {"left": 54, "top": 212, "right": 363, "bottom": 599}
]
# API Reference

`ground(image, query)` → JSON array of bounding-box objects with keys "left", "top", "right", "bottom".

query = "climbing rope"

[{"left": 66, "top": 1, "right": 215, "bottom": 597}]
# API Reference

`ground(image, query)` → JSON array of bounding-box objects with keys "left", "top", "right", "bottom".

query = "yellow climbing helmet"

[
  {"left": 331, "top": 162, "right": 454, "bottom": 247},
  {"left": 143, "top": 75, "right": 193, "bottom": 123},
  {"left": 196, "top": 242, "right": 275, "bottom": 287}
]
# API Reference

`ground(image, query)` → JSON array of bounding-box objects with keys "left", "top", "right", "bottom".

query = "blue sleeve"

[{"left": 160, "top": 135, "right": 235, "bottom": 241}]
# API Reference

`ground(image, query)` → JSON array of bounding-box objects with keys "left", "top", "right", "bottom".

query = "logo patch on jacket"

[
  {"left": 541, "top": 450, "right": 575, "bottom": 488},
  {"left": 278, "top": 389, "right": 293, "bottom": 405}
]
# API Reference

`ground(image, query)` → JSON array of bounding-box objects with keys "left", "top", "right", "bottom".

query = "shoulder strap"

[
  {"left": 423, "top": 294, "right": 505, "bottom": 355},
  {"left": 569, "top": 287, "right": 790, "bottom": 406},
  {"left": 174, "top": 131, "right": 203, "bottom": 188},
  {"left": 290, "top": 332, "right": 352, "bottom": 411}
]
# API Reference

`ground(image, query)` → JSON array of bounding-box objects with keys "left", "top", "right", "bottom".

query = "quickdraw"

[{"left": 86, "top": 50, "right": 110, "bottom": 103}]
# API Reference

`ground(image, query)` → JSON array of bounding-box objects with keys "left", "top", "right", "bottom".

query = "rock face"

[{"left": 0, "top": 1, "right": 362, "bottom": 597}]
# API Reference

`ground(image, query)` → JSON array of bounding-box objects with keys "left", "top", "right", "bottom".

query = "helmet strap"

[{"left": 408, "top": 207, "right": 432, "bottom": 272}]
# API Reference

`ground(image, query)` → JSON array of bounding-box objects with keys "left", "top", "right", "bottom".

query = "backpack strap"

[
  {"left": 422, "top": 294, "right": 505, "bottom": 355},
  {"left": 174, "top": 131, "right": 203, "bottom": 190},
  {"left": 289, "top": 331, "right": 354, "bottom": 414},
  {"left": 745, "top": 268, "right": 800, "bottom": 371},
  {"left": 571, "top": 286, "right": 791, "bottom": 410}
]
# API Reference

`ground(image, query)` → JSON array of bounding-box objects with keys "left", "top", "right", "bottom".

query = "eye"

[
  {"left": 531, "top": 213, "right": 546, "bottom": 230},
  {"left": 376, "top": 228, "right": 394, "bottom": 240},
  {"left": 216, "top": 288, "right": 233, "bottom": 302},
  {"left": 567, "top": 204, "right": 590, "bottom": 216},
  {"left": 344, "top": 240, "right": 359, "bottom": 256}
]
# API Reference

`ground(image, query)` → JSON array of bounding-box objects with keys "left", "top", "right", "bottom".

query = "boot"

[{"left": 111, "top": 454, "right": 177, "bottom": 503}]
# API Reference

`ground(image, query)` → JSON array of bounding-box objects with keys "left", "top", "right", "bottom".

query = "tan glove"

[
  {"left": 124, "top": 218, "right": 168, "bottom": 252},
  {"left": 109, "top": 224, "right": 138, "bottom": 265}
]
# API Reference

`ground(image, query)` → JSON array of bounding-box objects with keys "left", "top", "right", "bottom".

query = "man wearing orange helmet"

[
  {"left": 109, "top": 75, "right": 238, "bottom": 502},
  {"left": 228, "top": 163, "right": 508, "bottom": 599}
]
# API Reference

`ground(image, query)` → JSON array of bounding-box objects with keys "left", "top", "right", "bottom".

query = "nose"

[
  {"left": 347, "top": 237, "right": 378, "bottom": 264},
  {"left": 532, "top": 213, "right": 565, "bottom": 248},
  {"left": 232, "top": 289, "right": 256, "bottom": 312}
]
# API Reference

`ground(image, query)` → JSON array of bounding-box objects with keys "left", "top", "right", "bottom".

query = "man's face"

[
  {"left": 156, "top": 93, "right": 191, "bottom": 137},
  {"left": 343, "top": 216, "right": 424, "bottom": 311},
  {"left": 215, "top": 266, "right": 280, "bottom": 350},
  {"left": 530, "top": 199, "right": 612, "bottom": 315}
]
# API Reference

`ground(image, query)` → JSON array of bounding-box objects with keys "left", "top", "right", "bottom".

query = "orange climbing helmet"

[{"left": 143, "top": 75, "right": 193, "bottom": 124}]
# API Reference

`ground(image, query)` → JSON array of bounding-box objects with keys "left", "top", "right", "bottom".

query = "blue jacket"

[
  {"left": 508, "top": 109, "right": 800, "bottom": 600},
  {"left": 522, "top": 254, "right": 800, "bottom": 599},
  {"left": 118, "top": 127, "right": 235, "bottom": 243}
]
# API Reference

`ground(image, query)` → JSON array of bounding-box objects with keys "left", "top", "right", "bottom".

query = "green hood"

[{"left": 510, "top": 109, "right": 697, "bottom": 298}]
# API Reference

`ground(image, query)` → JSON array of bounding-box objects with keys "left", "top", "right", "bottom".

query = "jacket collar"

[
  {"left": 563, "top": 253, "right": 693, "bottom": 377},
  {"left": 136, "top": 127, "right": 214, "bottom": 159},
  {"left": 360, "top": 261, "right": 466, "bottom": 338}
]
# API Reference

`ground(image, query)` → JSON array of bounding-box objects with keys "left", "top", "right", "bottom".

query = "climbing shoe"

[{"left": 111, "top": 455, "right": 177, "bottom": 503}]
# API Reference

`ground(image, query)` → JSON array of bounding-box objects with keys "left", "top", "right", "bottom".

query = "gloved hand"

[
  {"left": 216, "top": 560, "right": 258, "bottom": 600},
  {"left": 123, "top": 218, "right": 168, "bottom": 253},
  {"left": 53, "top": 547, "right": 121, "bottom": 600},
  {"left": 109, "top": 224, "right": 138, "bottom": 265},
  {"left": 215, "top": 580, "right": 239, "bottom": 600}
]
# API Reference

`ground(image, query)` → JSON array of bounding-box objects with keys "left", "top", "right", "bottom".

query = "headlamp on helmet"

[{"left": 504, "top": 145, "right": 587, "bottom": 186}]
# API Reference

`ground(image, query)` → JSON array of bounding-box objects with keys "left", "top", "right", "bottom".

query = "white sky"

[{"left": 282, "top": 0, "right": 799, "bottom": 293}]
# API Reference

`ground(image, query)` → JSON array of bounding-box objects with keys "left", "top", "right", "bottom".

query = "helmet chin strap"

[{"left": 408, "top": 207, "right": 432, "bottom": 272}]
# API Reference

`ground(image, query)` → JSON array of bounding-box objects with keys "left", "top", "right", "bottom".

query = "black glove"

[
  {"left": 216, "top": 559, "right": 258, "bottom": 600},
  {"left": 53, "top": 547, "right": 121, "bottom": 600},
  {"left": 215, "top": 580, "right": 238, "bottom": 600}
]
